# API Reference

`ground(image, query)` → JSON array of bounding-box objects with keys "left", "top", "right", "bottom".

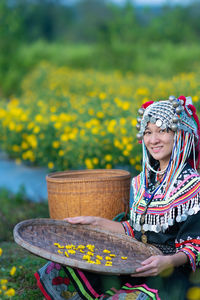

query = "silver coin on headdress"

[
  {"left": 150, "top": 116, "right": 156, "bottom": 124},
  {"left": 144, "top": 115, "right": 150, "bottom": 122},
  {"left": 156, "top": 119, "right": 162, "bottom": 127},
  {"left": 160, "top": 124, "right": 166, "bottom": 130}
]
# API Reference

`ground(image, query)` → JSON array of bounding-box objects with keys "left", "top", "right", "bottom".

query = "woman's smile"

[{"left": 151, "top": 146, "right": 163, "bottom": 153}]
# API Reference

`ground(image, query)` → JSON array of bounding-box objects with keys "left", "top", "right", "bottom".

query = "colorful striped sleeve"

[
  {"left": 121, "top": 221, "right": 135, "bottom": 238},
  {"left": 175, "top": 210, "right": 200, "bottom": 272}
]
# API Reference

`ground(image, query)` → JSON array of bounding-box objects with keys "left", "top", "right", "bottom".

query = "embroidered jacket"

[{"left": 122, "top": 163, "right": 200, "bottom": 271}]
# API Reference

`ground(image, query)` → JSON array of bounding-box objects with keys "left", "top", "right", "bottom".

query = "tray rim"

[{"left": 13, "top": 218, "right": 162, "bottom": 275}]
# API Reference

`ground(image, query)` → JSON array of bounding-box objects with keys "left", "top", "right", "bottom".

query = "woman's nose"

[{"left": 150, "top": 133, "right": 160, "bottom": 143}]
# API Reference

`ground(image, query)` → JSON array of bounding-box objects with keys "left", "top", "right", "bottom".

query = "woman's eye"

[{"left": 144, "top": 131, "right": 151, "bottom": 135}]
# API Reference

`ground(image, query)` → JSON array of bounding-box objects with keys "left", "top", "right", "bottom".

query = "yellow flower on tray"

[
  {"left": 77, "top": 245, "right": 85, "bottom": 249},
  {"left": 65, "top": 251, "right": 69, "bottom": 257},
  {"left": 68, "top": 250, "right": 76, "bottom": 254},
  {"left": 105, "top": 256, "right": 112, "bottom": 261},
  {"left": 65, "top": 245, "right": 73, "bottom": 249},
  {"left": 96, "top": 255, "right": 103, "bottom": 260},
  {"left": 96, "top": 259, "right": 101, "bottom": 264},
  {"left": 82, "top": 255, "right": 91, "bottom": 261},
  {"left": 103, "top": 249, "right": 111, "bottom": 253},
  {"left": 110, "top": 254, "right": 116, "bottom": 258},
  {"left": 105, "top": 261, "right": 112, "bottom": 266}
]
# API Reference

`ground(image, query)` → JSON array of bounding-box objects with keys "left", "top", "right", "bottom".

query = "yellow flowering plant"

[{"left": 0, "top": 63, "right": 200, "bottom": 174}]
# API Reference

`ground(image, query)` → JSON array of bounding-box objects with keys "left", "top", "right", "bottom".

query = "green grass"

[
  {"left": 0, "top": 187, "right": 49, "bottom": 242},
  {"left": 0, "top": 188, "right": 49, "bottom": 299},
  {"left": 0, "top": 242, "right": 46, "bottom": 299}
]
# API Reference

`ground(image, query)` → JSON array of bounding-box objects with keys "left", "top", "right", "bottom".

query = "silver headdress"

[{"left": 136, "top": 95, "right": 199, "bottom": 143}]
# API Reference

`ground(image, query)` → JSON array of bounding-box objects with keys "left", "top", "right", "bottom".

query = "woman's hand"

[
  {"left": 131, "top": 251, "right": 188, "bottom": 277},
  {"left": 65, "top": 216, "right": 100, "bottom": 226},
  {"left": 131, "top": 255, "right": 173, "bottom": 277},
  {"left": 64, "top": 216, "right": 125, "bottom": 234}
]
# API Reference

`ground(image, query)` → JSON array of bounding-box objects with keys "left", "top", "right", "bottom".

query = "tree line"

[
  {"left": 2, "top": 0, "right": 200, "bottom": 45},
  {"left": 1, "top": 0, "right": 200, "bottom": 97}
]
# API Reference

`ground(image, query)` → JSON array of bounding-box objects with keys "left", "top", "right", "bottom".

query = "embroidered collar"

[{"left": 130, "top": 163, "right": 200, "bottom": 233}]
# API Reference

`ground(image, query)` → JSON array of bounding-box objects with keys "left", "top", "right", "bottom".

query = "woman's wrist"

[
  {"left": 95, "top": 218, "right": 125, "bottom": 233},
  {"left": 167, "top": 251, "right": 188, "bottom": 268}
]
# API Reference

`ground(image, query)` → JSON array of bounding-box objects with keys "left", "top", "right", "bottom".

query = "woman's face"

[{"left": 143, "top": 123, "right": 175, "bottom": 170}]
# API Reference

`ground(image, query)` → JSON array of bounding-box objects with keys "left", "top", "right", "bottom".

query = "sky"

[
  {"left": 112, "top": 0, "right": 192, "bottom": 5},
  {"left": 66, "top": 0, "right": 195, "bottom": 5}
]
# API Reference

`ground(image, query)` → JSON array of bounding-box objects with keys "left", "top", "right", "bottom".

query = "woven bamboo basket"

[
  {"left": 46, "top": 169, "right": 131, "bottom": 220},
  {"left": 13, "top": 218, "right": 162, "bottom": 275}
]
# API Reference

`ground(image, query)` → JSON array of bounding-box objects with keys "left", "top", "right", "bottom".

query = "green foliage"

[
  {"left": 0, "top": 0, "right": 24, "bottom": 96},
  {"left": 1, "top": 1, "right": 200, "bottom": 96},
  {"left": 14, "top": 41, "right": 200, "bottom": 79},
  {"left": 0, "top": 188, "right": 49, "bottom": 241}
]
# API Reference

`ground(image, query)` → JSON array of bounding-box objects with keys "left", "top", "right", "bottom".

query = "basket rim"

[{"left": 46, "top": 169, "right": 131, "bottom": 183}]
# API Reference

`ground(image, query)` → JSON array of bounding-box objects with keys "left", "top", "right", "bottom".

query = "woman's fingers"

[
  {"left": 131, "top": 255, "right": 166, "bottom": 277},
  {"left": 64, "top": 216, "right": 97, "bottom": 225},
  {"left": 131, "top": 263, "right": 158, "bottom": 277},
  {"left": 64, "top": 216, "right": 84, "bottom": 223},
  {"left": 140, "top": 256, "right": 155, "bottom": 265}
]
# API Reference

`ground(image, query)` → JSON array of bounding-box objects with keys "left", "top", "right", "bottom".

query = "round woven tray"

[
  {"left": 13, "top": 218, "right": 162, "bottom": 275},
  {"left": 46, "top": 169, "right": 131, "bottom": 220}
]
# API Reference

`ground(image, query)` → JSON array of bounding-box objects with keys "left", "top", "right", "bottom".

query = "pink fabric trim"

[
  {"left": 169, "top": 174, "right": 199, "bottom": 197},
  {"left": 152, "top": 174, "right": 199, "bottom": 200},
  {"left": 34, "top": 272, "right": 53, "bottom": 300},
  {"left": 125, "top": 283, "right": 161, "bottom": 300},
  {"left": 110, "top": 294, "right": 120, "bottom": 300},
  {"left": 76, "top": 269, "right": 103, "bottom": 298}
]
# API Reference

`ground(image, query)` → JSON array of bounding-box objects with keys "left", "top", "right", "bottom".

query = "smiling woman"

[{"left": 35, "top": 95, "right": 200, "bottom": 300}]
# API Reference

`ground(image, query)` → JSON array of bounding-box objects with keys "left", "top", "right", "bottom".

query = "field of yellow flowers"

[{"left": 0, "top": 62, "right": 200, "bottom": 173}]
